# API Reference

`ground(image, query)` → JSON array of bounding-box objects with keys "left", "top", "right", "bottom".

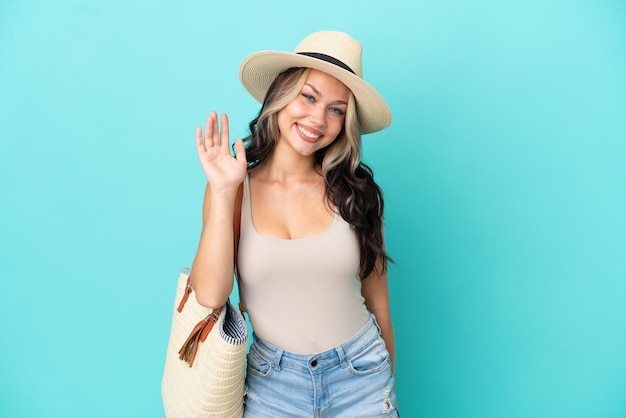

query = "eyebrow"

[{"left": 304, "top": 83, "right": 348, "bottom": 106}]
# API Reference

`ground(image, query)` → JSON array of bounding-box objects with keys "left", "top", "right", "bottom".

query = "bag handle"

[{"left": 233, "top": 181, "right": 246, "bottom": 317}]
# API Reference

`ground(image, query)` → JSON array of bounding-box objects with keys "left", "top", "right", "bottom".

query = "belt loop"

[
  {"left": 273, "top": 348, "right": 283, "bottom": 371},
  {"left": 335, "top": 345, "right": 348, "bottom": 368}
]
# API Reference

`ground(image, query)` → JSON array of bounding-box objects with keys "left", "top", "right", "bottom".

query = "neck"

[{"left": 259, "top": 143, "right": 321, "bottom": 183}]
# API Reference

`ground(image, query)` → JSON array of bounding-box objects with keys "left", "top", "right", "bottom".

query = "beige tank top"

[{"left": 237, "top": 174, "right": 370, "bottom": 354}]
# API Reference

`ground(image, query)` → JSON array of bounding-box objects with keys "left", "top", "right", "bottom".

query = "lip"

[{"left": 295, "top": 123, "right": 323, "bottom": 144}]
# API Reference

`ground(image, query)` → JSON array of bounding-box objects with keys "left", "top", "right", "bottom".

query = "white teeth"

[{"left": 298, "top": 125, "right": 321, "bottom": 139}]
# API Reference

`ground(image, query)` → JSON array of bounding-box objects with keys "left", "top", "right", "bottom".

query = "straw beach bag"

[
  {"left": 162, "top": 268, "right": 248, "bottom": 417},
  {"left": 162, "top": 184, "right": 247, "bottom": 417}
]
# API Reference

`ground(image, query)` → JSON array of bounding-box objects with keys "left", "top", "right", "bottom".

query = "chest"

[{"left": 249, "top": 179, "right": 335, "bottom": 240}]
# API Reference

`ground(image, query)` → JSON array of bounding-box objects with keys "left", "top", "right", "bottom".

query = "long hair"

[{"left": 242, "top": 67, "right": 391, "bottom": 279}]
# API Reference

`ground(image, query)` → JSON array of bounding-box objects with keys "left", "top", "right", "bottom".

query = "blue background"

[{"left": 1, "top": 0, "right": 625, "bottom": 417}]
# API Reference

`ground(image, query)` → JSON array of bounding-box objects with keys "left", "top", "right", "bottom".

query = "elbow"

[
  {"left": 193, "top": 288, "right": 229, "bottom": 311},
  {"left": 188, "top": 265, "right": 234, "bottom": 310}
]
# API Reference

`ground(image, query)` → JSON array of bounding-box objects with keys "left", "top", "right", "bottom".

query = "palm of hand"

[{"left": 196, "top": 112, "right": 247, "bottom": 191}]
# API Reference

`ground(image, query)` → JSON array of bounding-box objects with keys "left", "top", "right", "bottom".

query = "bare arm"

[
  {"left": 361, "top": 258, "right": 396, "bottom": 374},
  {"left": 190, "top": 112, "right": 246, "bottom": 309}
]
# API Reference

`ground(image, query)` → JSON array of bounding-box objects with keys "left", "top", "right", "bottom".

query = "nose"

[{"left": 308, "top": 104, "right": 326, "bottom": 128}]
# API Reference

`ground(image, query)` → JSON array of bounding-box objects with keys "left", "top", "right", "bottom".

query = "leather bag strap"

[{"left": 233, "top": 182, "right": 246, "bottom": 316}]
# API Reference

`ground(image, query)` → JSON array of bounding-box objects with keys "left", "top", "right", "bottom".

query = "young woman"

[{"left": 191, "top": 31, "right": 398, "bottom": 417}]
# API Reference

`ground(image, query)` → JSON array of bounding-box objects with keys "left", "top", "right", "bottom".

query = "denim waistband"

[{"left": 250, "top": 314, "right": 382, "bottom": 372}]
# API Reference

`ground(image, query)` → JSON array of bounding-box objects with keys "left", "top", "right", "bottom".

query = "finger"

[
  {"left": 210, "top": 111, "right": 219, "bottom": 146},
  {"left": 219, "top": 113, "right": 230, "bottom": 151},
  {"left": 204, "top": 112, "right": 216, "bottom": 148},
  {"left": 195, "top": 126, "right": 204, "bottom": 151},
  {"left": 233, "top": 138, "right": 247, "bottom": 163}
]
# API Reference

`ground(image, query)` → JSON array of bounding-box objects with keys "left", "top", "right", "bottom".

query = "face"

[{"left": 276, "top": 69, "right": 350, "bottom": 158}]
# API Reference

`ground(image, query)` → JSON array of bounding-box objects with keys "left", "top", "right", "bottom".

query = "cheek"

[
  {"left": 329, "top": 118, "right": 345, "bottom": 137},
  {"left": 321, "top": 122, "right": 345, "bottom": 148},
  {"left": 276, "top": 107, "right": 295, "bottom": 132},
  {"left": 284, "top": 100, "right": 308, "bottom": 118}
]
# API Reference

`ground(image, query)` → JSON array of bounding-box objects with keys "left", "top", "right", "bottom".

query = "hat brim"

[{"left": 239, "top": 51, "right": 391, "bottom": 134}]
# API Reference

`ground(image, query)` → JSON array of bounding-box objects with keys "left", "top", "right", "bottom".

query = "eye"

[
  {"left": 301, "top": 93, "right": 315, "bottom": 102},
  {"left": 329, "top": 107, "right": 345, "bottom": 116}
]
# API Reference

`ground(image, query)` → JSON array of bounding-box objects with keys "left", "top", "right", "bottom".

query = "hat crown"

[{"left": 293, "top": 31, "right": 363, "bottom": 78}]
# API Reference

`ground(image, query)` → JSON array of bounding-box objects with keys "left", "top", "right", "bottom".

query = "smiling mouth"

[{"left": 297, "top": 124, "right": 321, "bottom": 140}]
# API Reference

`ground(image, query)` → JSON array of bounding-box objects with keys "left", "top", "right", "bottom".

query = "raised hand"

[{"left": 195, "top": 111, "right": 247, "bottom": 194}]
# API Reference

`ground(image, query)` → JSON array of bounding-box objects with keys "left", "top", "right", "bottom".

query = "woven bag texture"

[{"left": 162, "top": 268, "right": 248, "bottom": 418}]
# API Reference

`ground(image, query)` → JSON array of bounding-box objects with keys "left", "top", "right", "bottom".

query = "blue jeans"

[{"left": 244, "top": 315, "right": 399, "bottom": 417}]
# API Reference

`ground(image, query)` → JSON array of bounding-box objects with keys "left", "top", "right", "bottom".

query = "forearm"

[
  {"left": 190, "top": 192, "right": 237, "bottom": 309},
  {"left": 371, "top": 308, "right": 396, "bottom": 374}
]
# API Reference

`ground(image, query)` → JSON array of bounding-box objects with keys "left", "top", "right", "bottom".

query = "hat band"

[{"left": 296, "top": 52, "right": 355, "bottom": 75}]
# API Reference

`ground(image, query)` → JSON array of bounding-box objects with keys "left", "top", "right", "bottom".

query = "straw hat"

[{"left": 239, "top": 31, "right": 392, "bottom": 134}]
